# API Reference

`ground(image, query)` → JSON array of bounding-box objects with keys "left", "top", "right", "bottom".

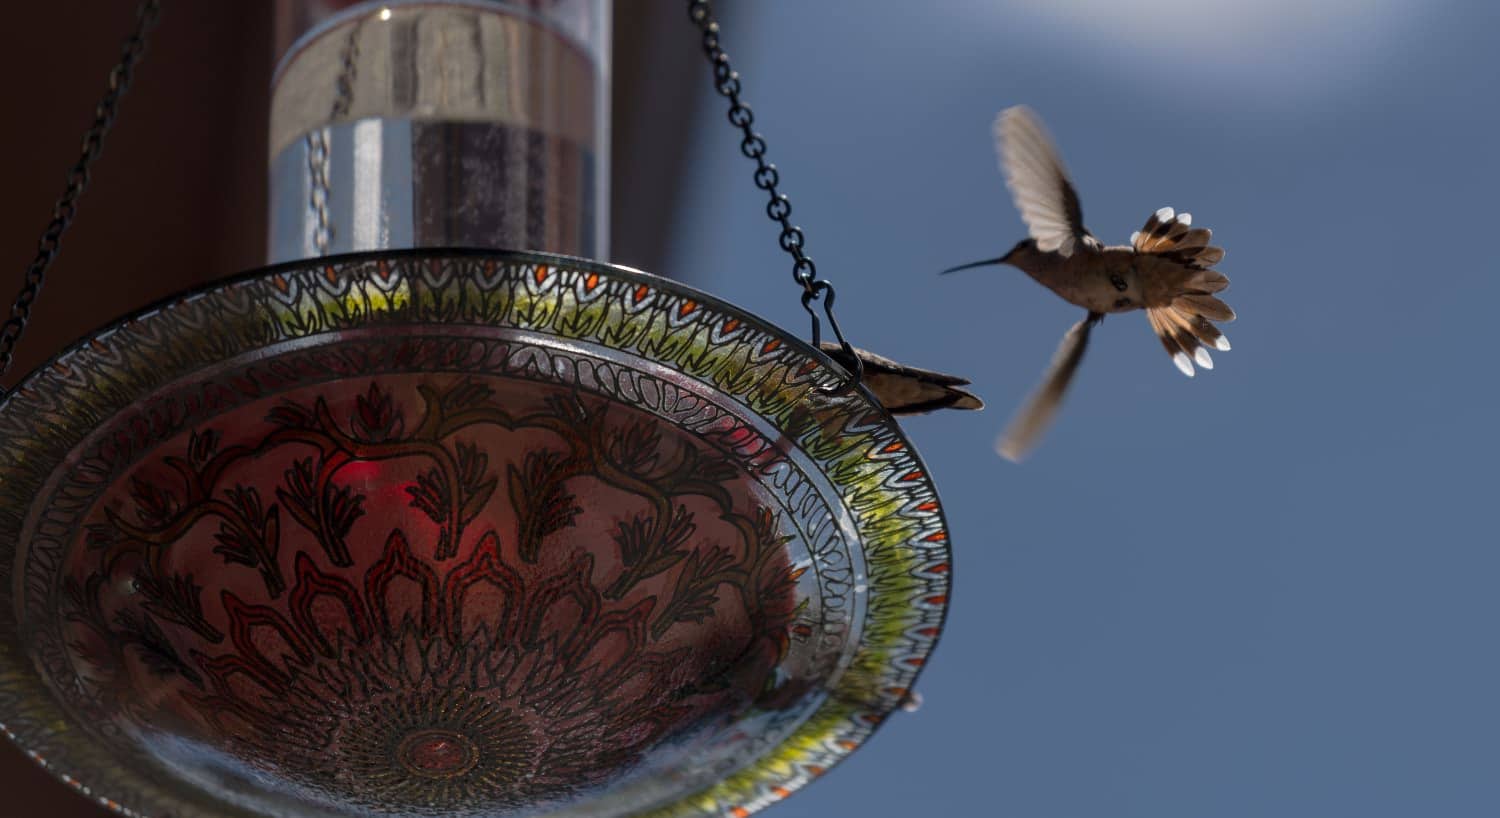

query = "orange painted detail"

[
  {"left": 761, "top": 339, "right": 781, "bottom": 354},
  {"left": 882, "top": 441, "right": 905, "bottom": 453},
  {"left": 722, "top": 318, "right": 740, "bottom": 334},
  {"left": 905, "top": 657, "right": 928, "bottom": 667},
  {"left": 901, "top": 470, "right": 924, "bottom": 482},
  {"left": 789, "top": 566, "right": 809, "bottom": 581},
  {"left": 772, "top": 787, "right": 791, "bottom": 799},
  {"left": 923, "top": 595, "right": 947, "bottom": 606},
  {"left": 584, "top": 272, "right": 600, "bottom": 291},
  {"left": 915, "top": 500, "right": 939, "bottom": 512},
  {"left": 923, "top": 531, "right": 948, "bottom": 543},
  {"left": 533, "top": 264, "right": 550, "bottom": 284},
  {"left": 837, "top": 739, "right": 859, "bottom": 751},
  {"left": 678, "top": 300, "right": 698, "bottom": 318},
  {"left": 324, "top": 266, "right": 338, "bottom": 284},
  {"left": 807, "top": 765, "right": 826, "bottom": 777},
  {"left": 731, "top": 807, "right": 750, "bottom": 818},
  {"left": 633, "top": 284, "right": 650, "bottom": 303},
  {"left": 273, "top": 274, "right": 290, "bottom": 293},
  {"left": 925, "top": 561, "right": 950, "bottom": 574},
  {"left": 918, "top": 626, "right": 941, "bottom": 638}
]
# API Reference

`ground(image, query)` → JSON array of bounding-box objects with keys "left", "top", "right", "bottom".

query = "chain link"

[
  {"left": 306, "top": 129, "right": 334, "bottom": 255},
  {"left": 0, "top": 0, "right": 162, "bottom": 383},
  {"left": 306, "top": 19, "right": 363, "bottom": 256},
  {"left": 686, "top": 0, "right": 863, "bottom": 387},
  {"left": 687, "top": 0, "right": 817, "bottom": 293}
]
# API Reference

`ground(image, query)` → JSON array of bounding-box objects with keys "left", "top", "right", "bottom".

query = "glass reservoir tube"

[{"left": 268, "top": 0, "right": 610, "bottom": 263}]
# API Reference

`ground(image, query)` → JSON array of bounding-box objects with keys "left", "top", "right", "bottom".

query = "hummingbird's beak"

[{"left": 938, "top": 256, "right": 1008, "bottom": 275}]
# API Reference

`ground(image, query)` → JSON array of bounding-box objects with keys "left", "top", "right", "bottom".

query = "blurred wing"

[
  {"left": 996, "top": 106, "right": 1095, "bottom": 256},
  {"left": 997, "top": 314, "right": 1097, "bottom": 461}
]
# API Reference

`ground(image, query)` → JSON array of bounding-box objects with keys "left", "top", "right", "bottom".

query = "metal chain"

[
  {"left": 305, "top": 18, "right": 363, "bottom": 256},
  {"left": 686, "top": 0, "right": 864, "bottom": 386},
  {"left": 306, "top": 129, "right": 335, "bottom": 255},
  {"left": 0, "top": 0, "right": 162, "bottom": 383}
]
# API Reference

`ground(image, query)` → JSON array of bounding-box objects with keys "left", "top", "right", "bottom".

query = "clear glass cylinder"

[{"left": 267, "top": 0, "right": 610, "bottom": 263}]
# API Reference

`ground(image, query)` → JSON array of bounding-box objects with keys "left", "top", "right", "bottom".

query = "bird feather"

[
  {"left": 995, "top": 106, "right": 1096, "bottom": 257},
  {"left": 997, "top": 314, "right": 1098, "bottom": 461}
]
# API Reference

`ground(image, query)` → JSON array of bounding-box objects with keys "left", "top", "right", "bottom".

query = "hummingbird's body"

[
  {"left": 820, "top": 341, "right": 983, "bottom": 415},
  {"left": 1005, "top": 242, "right": 1139, "bottom": 314},
  {"left": 1007, "top": 241, "right": 1219, "bottom": 317},
  {"left": 944, "top": 106, "right": 1237, "bottom": 460}
]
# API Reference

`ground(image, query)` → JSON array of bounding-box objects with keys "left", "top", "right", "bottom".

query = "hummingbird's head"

[
  {"left": 938, "top": 238, "right": 1037, "bottom": 277},
  {"left": 1000, "top": 238, "right": 1037, "bottom": 265}
]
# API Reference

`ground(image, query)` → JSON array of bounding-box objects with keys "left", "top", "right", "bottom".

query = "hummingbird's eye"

[{"left": 1114, "top": 297, "right": 1132, "bottom": 308}]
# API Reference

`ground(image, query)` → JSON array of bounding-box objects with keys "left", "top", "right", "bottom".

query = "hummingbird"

[
  {"left": 942, "top": 106, "right": 1236, "bottom": 461},
  {"left": 769, "top": 343, "right": 980, "bottom": 465},
  {"left": 820, "top": 342, "right": 984, "bottom": 415}
]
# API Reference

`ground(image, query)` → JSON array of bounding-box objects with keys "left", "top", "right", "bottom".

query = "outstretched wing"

[
  {"left": 997, "top": 313, "right": 1099, "bottom": 461},
  {"left": 996, "top": 106, "right": 1097, "bottom": 256}
]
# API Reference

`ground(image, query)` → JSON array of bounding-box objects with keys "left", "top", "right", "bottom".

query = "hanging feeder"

[{"left": 0, "top": 3, "right": 952, "bottom": 818}]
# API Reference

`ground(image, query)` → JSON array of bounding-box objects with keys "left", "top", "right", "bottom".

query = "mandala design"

[
  {"left": 59, "top": 375, "right": 800, "bottom": 816},
  {"left": 0, "top": 251, "right": 951, "bottom": 818},
  {"left": 341, "top": 691, "right": 528, "bottom": 804}
]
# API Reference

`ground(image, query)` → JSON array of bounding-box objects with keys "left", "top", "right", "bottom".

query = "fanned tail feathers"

[
  {"left": 1133, "top": 206, "right": 1225, "bottom": 270},
  {"left": 1134, "top": 207, "right": 1236, "bottom": 377}
]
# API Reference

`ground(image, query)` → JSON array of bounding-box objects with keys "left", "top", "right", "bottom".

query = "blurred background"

[{"left": 2, "top": 1, "right": 1498, "bottom": 816}]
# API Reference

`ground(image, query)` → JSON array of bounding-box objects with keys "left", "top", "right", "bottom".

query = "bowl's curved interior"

[{"left": 0, "top": 250, "right": 950, "bottom": 818}]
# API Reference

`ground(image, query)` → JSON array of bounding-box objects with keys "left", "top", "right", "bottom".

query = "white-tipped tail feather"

[{"left": 1135, "top": 207, "right": 1236, "bottom": 378}]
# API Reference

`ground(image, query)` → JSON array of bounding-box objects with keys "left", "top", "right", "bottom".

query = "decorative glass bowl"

[{"left": 0, "top": 250, "right": 950, "bottom": 817}]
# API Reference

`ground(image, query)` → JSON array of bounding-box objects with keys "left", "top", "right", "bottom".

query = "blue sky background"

[{"left": 663, "top": 1, "right": 1500, "bottom": 815}]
